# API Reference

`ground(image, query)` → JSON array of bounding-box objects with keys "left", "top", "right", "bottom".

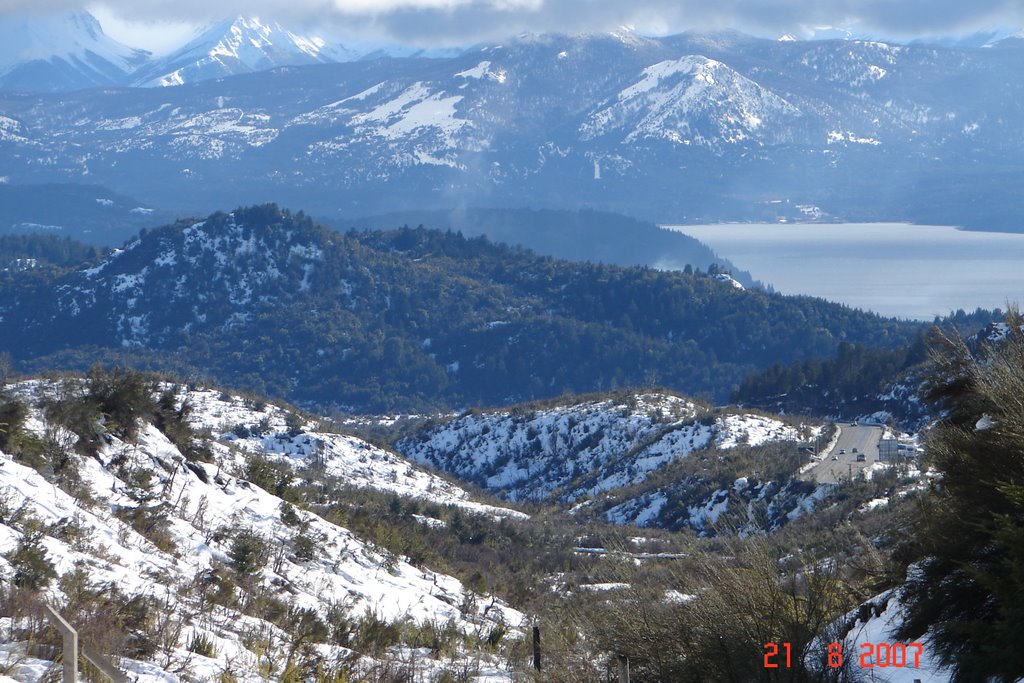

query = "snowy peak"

[
  {"left": 0, "top": 11, "right": 149, "bottom": 91},
  {"left": 133, "top": 15, "right": 358, "bottom": 86},
  {"left": 988, "top": 29, "right": 1024, "bottom": 48},
  {"left": 0, "top": 11, "right": 366, "bottom": 90},
  {"left": 580, "top": 55, "right": 802, "bottom": 147}
]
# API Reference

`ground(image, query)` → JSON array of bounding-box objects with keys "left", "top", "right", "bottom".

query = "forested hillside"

[
  {"left": 1, "top": 205, "right": 922, "bottom": 411},
  {"left": 0, "top": 234, "right": 106, "bottom": 272},
  {"left": 733, "top": 308, "right": 1005, "bottom": 420},
  {"left": 343, "top": 207, "right": 759, "bottom": 287}
]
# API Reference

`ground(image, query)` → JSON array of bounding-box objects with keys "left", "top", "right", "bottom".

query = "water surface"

[{"left": 663, "top": 223, "right": 1024, "bottom": 320}]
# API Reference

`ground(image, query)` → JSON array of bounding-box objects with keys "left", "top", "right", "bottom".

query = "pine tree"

[{"left": 898, "top": 312, "right": 1024, "bottom": 681}]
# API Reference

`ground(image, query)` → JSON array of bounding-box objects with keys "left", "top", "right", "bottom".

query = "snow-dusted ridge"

[
  {"left": 180, "top": 385, "right": 527, "bottom": 520},
  {"left": 0, "top": 378, "right": 524, "bottom": 680},
  {"left": 0, "top": 12, "right": 149, "bottom": 91},
  {"left": 0, "top": 11, "right": 462, "bottom": 92},
  {"left": 397, "top": 392, "right": 818, "bottom": 505},
  {"left": 1, "top": 19, "right": 1013, "bottom": 221},
  {"left": 391, "top": 391, "right": 878, "bottom": 534}
]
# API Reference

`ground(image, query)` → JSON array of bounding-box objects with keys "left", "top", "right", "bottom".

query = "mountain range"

[
  {"left": 2, "top": 25, "right": 1023, "bottom": 228},
  {"left": 0, "top": 12, "right": 1017, "bottom": 681},
  {"left": 0, "top": 12, "right": 373, "bottom": 92},
  {"left": 131, "top": 16, "right": 362, "bottom": 88}
]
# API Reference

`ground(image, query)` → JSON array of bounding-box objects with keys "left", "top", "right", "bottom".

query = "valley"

[
  {"left": 1, "top": 8, "right": 1023, "bottom": 681},
  {"left": 0, "top": 206, "right": 1011, "bottom": 682},
  {"left": 0, "top": 187, "right": 1010, "bottom": 682},
  {"left": 0, "top": 366, "right": 931, "bottom": 681}
]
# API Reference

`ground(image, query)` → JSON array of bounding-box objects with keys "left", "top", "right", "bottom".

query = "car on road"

[
  {"left": 852, "top": 448, "right": 858, "bottom": 453},
  {"left": 839, "top": 448, "right": 846, "bottom": 454},
  {"left": 856, "top": 453, "right": 866, "bottom": 462},
  {"left": 832, "top": 455, "right": 839, "bottom": 461}
]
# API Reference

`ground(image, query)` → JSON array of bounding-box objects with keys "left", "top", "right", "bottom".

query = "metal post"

[
  {"left": 40, "top": 603, "right": 77, "bottom": 683},
  {"left": 532, "top": 625, "right": 541, "bottom": 671},
  {"left": 40, "top": 603, "right": 128, "bottom": 683},
  {"left": 82, "top": 645, "right": 129, "bottom": 683},
  {"left": 617, "top": 654, "right": 630, "bottom": 683}
]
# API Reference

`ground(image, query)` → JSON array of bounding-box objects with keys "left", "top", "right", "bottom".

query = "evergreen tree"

[{"left": 898, "top": 312, "right": 1024, "bottom": 681}]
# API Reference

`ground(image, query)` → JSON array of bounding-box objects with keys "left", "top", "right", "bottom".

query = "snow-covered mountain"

[
  {"left": 0, "top": 12, "right": 149, "bottom": 92},
  {"left": 2, "top": 30, "right": 1021, "bottom": 226},
  {"left": 392, "top": 389, "right": 935, "bottom": 536},
  {"left": 579, "top": 55, "right": 803, "bottom": 148},
  {"left": 131, "top": 16, "right": 359, "bottom": 87},
  {"left": 0, "top": 12, "right": 365, "bottom": 91},
  {"left": 0, "top": 378, "right": 523, "bottom": 679},
  {"left": 399, "top": 393, "right": 711, "bottom": 503}
]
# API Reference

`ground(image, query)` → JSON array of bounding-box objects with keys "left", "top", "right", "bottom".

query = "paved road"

[{"left": 804, "top": 424, "right": 884, "bottom": 484}]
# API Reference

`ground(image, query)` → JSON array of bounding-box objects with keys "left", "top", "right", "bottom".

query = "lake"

[{"left": 662, "top": 223, "right": 1024, "bottom": 321}]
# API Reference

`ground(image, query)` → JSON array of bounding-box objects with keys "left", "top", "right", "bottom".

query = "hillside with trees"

[
  {"left": 343, "top": 207, "right": 759, "bottom": 287},
  {"left": 733, "top": 310, "right": 1005, "bottom": 421},
  {"left": 896, "top": 315, "right": 1024, "bottom": 681},
  {"left": 4, "top": 324, "right": 1023, "bottom": 680},
  {"left": 0, "top": 205, "right": 923, "bottom": 412},
  {"left": 0, "top": 367, "right": 928, "bottom": 681},
  {"left": 0, "top": 234, "right": 106, "bottom": 272}
]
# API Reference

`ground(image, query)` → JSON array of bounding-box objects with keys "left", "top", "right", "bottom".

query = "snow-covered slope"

[
  {"left": 0, "top": 379, "right": 523, "bottom": 680},
  {"left": 181, "top": 385, "right": 526, "bottom": 519},
  {"left": 397, "top": 392, "right": 815, "bottom": 504},
  {"left": 132, "top": 16, "right": 358, "bottom": 87},
  {"left": 580, "top": 55, "right": 802, "bottom": 148},
  {"left": 41, "top": 210, "right": 334, "bottom": 347},
  {"left": 838, "top": 590, "right": 951, "bottom": 682},
  {"left": 400, "top": 393, "right": 701, "bottom": 503},
  {"left": 0, "top": 12, "right": 149, "bottom": 92},
  {"left": 599, "top": 471, "right": 833, "bottom": 533}
]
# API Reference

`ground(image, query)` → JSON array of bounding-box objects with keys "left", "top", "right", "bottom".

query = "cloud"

[
  {"left": 334, "top": 0, "right": 1024, "bottom": 45},
  {"left": 3, "top": 0, "right": 1022, "bottom": 46}
]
